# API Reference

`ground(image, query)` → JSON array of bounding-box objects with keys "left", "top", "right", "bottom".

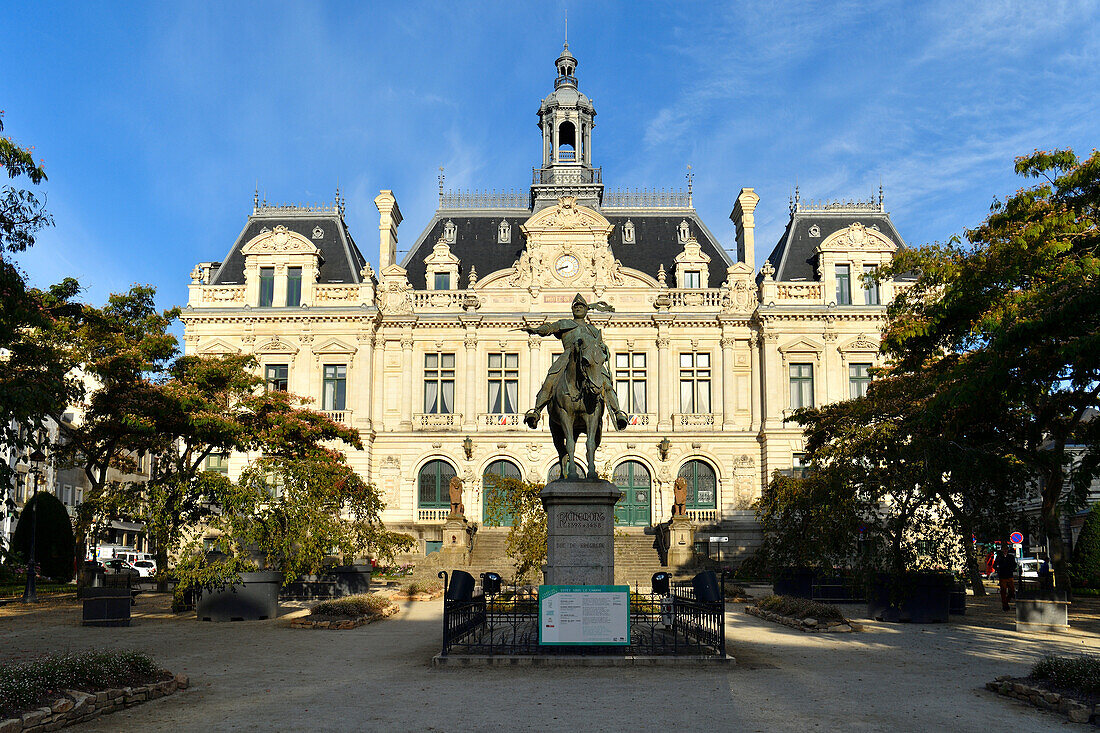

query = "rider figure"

[{"left": 522, "top": 293, "right": 630, "bottom": 431}]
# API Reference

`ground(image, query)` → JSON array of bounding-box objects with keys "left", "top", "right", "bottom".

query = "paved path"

[{"left": 1, "top": 588, "right": 1097, "bottom": 732}]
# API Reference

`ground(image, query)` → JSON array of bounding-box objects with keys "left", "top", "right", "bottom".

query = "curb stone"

[
  {"left": 986, "top": 678, "right": 1098, "bottom": 726},
  {"left": 744, "top": 605, "right": 858, "bottom": 633}
]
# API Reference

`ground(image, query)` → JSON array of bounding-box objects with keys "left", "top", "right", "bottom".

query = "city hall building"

[{"left": 180, "top": 45, "right": 910, "bottom": 556}]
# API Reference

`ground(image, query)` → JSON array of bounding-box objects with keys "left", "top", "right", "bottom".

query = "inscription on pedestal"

[{"left": 554, "top": 509, "right": 608, "bottom": 532}]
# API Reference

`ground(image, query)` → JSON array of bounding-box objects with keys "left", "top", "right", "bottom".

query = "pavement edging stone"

[
  {"left": 0, "top": 674, "right": 189, "bottom": 732},
  {"left": 745, "top": 604, "right": 861, "bottom": 633},
  {"left": 290, "top": 603, "right": 399, "bottom": 629},
  {"left": 986, "top": 676, "right": 1098, "bottom": 725}
]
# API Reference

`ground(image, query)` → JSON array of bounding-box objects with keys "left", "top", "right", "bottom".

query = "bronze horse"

[{"left": 547, "top": 333, "right": 608, "bottom": 480}]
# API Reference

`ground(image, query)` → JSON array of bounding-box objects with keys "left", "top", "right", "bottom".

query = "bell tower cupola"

[{"left": 532, "top": 42, "right": 603, "bottom": 210}]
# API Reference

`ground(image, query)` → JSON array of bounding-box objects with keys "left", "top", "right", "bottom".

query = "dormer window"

[
  {"left": 498, "top": 220, "right": 511, "bottom": 244},
  {"left": 678, "top": 220, "right": 691, "bottom": 243},
  {"left": 312, "top": 226, "right": 324, "bottom": 240},
  {"left": 434, "top": 272, "right": 451, "bottom": 290},
  {"left": 259, "top": 267, "right": 274, "bottom": 307},
  {"left": 684, "top": 270, "right": 701, "bottom": 289},
  {"left": 622, "top": 220, "right": 635, "bottom": 244},
  {"left": 442, "top": 220, "right": 457, "bottom": 244}
]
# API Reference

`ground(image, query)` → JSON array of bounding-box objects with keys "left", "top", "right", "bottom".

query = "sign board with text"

[{"left": 538, "top": 585, "right": 630, "bottom": 646}]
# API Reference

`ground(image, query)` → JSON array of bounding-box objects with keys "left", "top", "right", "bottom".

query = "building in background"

[{"left": 180, "top": 45, "right": 912, "bottom": 560}]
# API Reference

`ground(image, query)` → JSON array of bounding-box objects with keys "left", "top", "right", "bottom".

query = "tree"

[
  {"left": 0, "top": 111, "right": 82, "bottom": 485},
  {"left": 11, "top": 491, "right": 75, "bottom": 581},
  {"left": 1072, "top": 503, "right": 1100, "bottom": 589},
  {"left": 881, "top": 148, "right": 1100, "bottom": 593},
  {"left": 483, "top": 474, "right": 546, "bottom": 582},
  {"left": 756, "top": 469, "right": 865, "bottom": 571}
]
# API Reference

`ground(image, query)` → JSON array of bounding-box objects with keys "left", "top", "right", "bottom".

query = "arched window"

[
  {"left": 418, "top": 459, "right": 456, "bottom": 508},
  {"left": 557, "top": 121, "right": 577, "bottom": 161},
  {"left": 483, "top": 459, "right": 522, "bottom": 526},
  {"left": 677, "top": 460, "right": 717, "bottom": 509},
  {"left": 613, "top": 460, "right": 651, "bottom": 527},
  {"left": 547, "top": 462, "right": 587, "bottom": 482}
]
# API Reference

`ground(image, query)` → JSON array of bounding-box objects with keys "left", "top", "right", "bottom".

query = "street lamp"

[{"left": 22, "top": 445, "right": 46, "bottom": 603}]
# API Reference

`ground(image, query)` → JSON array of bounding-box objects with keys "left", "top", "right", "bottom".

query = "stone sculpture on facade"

[
  {"left": 672, "top": 476, "right": 688, "bottom": 517},
  {"left": 448, "top": 476, "right": 464, "bottom": 517},
  {"left": 521, "top": 293, "right": 629, "bottom": 479}
]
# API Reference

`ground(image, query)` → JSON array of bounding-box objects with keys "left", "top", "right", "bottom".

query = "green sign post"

[{"left": 538, "top": 585, "right": 630, "bottom": 646}]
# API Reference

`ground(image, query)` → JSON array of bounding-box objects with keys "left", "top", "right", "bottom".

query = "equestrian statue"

[{"left": 520, "top": 293, "right": 629, "bottom": 481}]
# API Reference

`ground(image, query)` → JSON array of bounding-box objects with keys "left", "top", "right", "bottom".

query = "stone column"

[
  {"left": 668, "top": 515, "right": 696, "bottom": 569},
  {"left": 400, "top": 333, "right": 414, "bottom": 429},
  {"left": 654, "top": 316, "right": 673, "bottom": 430},
  {"left": 273, "top": 263, "right": 288, "bottom": 307},
  {"left": 528, "top": 333, "right": 541, "bottom": 407},
  {"left": 750, "top": 334, "right": 762, "bottom": 432},
  {"left": 463, "top": 330, "right": 477, "bottom": 430},
  {"left": 721, "top": 334, "right": 736, "bottom": 428},
  {"left": 731, "top": 188, "right": 760, "bottom": 271},
  {"left": 355, "top": 332, "right": 374, "bottom": 431}
]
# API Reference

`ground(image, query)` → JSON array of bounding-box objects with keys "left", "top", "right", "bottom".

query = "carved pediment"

[
  {"left": 241, "top": 225, "right": 322, "bottom": 257},
  {"left": 839, "top": 333, "right": 881, "bottom": 353},
  {"left": 778, "top": 337, "right": 824, "bottom": 359},
  {"left": 313, "top": 337, "right": 356, "bottom": 355},
  {"left": 815, "top": 222, "right": 896, "bottom": 255},
  {"left": 255, "top": 337, "right": 299, "bottom": 355},
  {"left": 198, "top": 338, "right": 242, "bottom": 355}
]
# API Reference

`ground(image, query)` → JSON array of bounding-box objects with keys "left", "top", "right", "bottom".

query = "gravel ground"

[{"left": 1, "top": 586, "right": 1097, "bottom": 732}]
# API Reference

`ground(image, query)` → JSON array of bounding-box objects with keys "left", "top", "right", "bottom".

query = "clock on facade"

[{"left": 555, "top": 254, "right": 580, "bottom": 278}]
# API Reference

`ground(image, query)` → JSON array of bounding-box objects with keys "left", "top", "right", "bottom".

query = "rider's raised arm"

[{"left": 537, "top": 319, "right": 579, "bottom": 337}]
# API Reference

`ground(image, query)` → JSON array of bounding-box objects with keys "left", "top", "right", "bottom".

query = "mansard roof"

[
  {"left": 209, "top": 206, "right": 367, "bottom": 286},
  {"left": 400, "top": 208, "right": 733, "bottom": 290},
  {"left": 764, "top": 201, "right": 909, "bottom": 282}
]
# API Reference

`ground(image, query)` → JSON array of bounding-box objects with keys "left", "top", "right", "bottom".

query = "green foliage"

[
  {"left": 1031, "top": 654, "right": 1100, "bottom": 696},
  {"left": 310, "top": 594, "right": 390, "bottom": 618},
  {"left": 756, "top": 594, "right": 846, "bottom": 623},
  {"left": 880, "top": 148, "right": 1100, "bottom": 590},
  {"left": 1071, "top": 503, "right": 1100, "bottom": 589},
  {"left": 403, "top": 580, "right": 443, "bottom": 596},
  {"left": 483, "top": 474, "right": 546, "bottom": 582},
  {"left": 11, "top": 491, "right": 75, "bottom": 581},
  {"left": 757, "top": 470, "right": 864, "bottom": 571},
  {"left": 0, "top": 649, "right": 159, "bottom": 718}
]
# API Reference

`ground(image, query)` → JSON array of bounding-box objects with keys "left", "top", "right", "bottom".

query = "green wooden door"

[
  {"left": 483, "top": 459, "right": 522, "bottom": 526},
  {"left": 613, "top": 461, "right": 651, "bottom": 527}
]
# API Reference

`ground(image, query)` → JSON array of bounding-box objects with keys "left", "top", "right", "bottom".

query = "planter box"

[
  {"left": 1015, "top": 591, "right": 1069, "bottom": 632},
  {"left": 197, "top": 571, "right": 282, "bottom": 622},
  {"left": 82, "top": 587, "right": 131, "bottom": 627},
  {"left": 867, "top": 572, "right": 953, "bottom": 623},
  {"left": 949, "top": 585, "right": 966, "bottom": 615},
  {"left": 773, "top": 568, "right": 814, "bottom": 599},
  {"left": 280, "top": 565, "right": 372, "bottom": 601}
]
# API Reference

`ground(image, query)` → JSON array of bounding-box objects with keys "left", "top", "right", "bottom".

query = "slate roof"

[
  {"left": 764, "top": 209, "right": 910, "bottom": 282},
  {"left": 400, "top": 209, "right": 734, "bottom": 290},
  {"left": 210, "top": 213, "right": 367, "bottom": 286}
]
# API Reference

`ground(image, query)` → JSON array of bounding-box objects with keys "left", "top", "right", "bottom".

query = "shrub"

[
  {"left": 11, "top": 492, "right": 75, "bottom": 582},
  {"left": 756, "top": 594, "right": 845, "bottom": 623},
  {"left": 1071, "top": 503, "right": 1100, "bottom": 589},
  {"left": 404, "top": 581, "right": 443, "bottom": 596},
  {"left": 0, "top": 650, "right": 160, "bottom": 718},
  {"left": 1031, "top": 654, "right": 1100, "bottom": 696},
  {"left": 310, "top": 594, "right": 390, "bottom": 618}
]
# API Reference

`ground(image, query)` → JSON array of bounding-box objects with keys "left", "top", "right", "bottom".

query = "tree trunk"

[
  {"left": 960, "top": 525, "right": 987, "bottom": 596},
  {"left": 155, "top": 544, "right": 170, "bottom": 592},
  {"left": 1041, "top": 466, "right": 1071, "bottom": 600}
]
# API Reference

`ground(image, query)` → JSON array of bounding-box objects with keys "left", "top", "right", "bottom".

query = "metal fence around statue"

[{"left": 439, "top": 571, "right": 725, "bottom": 657}]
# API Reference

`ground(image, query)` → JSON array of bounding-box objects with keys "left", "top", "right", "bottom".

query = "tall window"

[
  {"left": 835, "top": 264, "right": 851, "bottom": 305},
  {"left": 205, "top": 453, "right": 230, "bottom": 475},
  {"left": 258, "top": 267, "right": 274, "bottom": 307},
  {"left": 792, "top": 453, "right": 810, "bottom": 478},
  {"left": 684, "top": 270, "right": 701, "bottom": 288},
  {"left": 322, "top": 365, "right": 347, "bottom": 411},
  {"left": 678, "top": 460, "right": 717, "bottom": 509},
  {"left": 487, "top": 353, "right": 519, "bottom": 414},
  {"left": 434, "top": 272, "right": 451, "bottom": 290},
  {"left": 424, "top": 353, "right": 455, "bottom": 414},
  {"left": 849, "top": 363, "right": 872, "bottom": 399},
  {"left": 679, "top": 352, "right": 711, "bottom": 413},
  {"left": 265, "top": 364, "right": 288, "bottom": 392},
  {"left": 418, "top": 459, "right": 456, "bottom": 508},
  {"left": 863, "top": 264, "right": 880, "bottom": 305},
  {"left": 789, "top": 363, "right": 814, "bottom": 409},
  {"left": 615, "top": 352, "right": 647, "bottom": 413},
  {"left": 286, "top": 267, "right": 302, "bottom": 307},
  {"left": 483, "top": 459, "right": 522, "bottom": 526}
]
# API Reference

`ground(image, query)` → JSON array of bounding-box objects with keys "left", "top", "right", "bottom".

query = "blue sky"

[{"left": 2, "top": 1, "right": 1097, "bottom": 314}]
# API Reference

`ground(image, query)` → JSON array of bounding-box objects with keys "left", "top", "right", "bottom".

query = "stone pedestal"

[
  {"left": 440, "top": 514, "right": 471, "bottom": 566},
  {"left": 668, "top": 515, "right": 696, "bottom": 569},
  {"left": 541, "top": 479, "right": 619, "bottom": 586}
]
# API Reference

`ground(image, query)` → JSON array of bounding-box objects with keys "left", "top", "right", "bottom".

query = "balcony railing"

[
  {"left": 667, "top": 289, "right": 723, "bottom": 309},
  {"left": 314, "top": 284, "right": 359, "bottom": 303},
  {"left": 414, "top": 413, "right": 462, "bottom": 430},
  {"left": 602, "top": 189, "right": 691, "bottom": 209},
  {"left": 624, "top": 413, "right": 655, "bottom": 427},
  {"left": 322, "top": 410, "right": 349, "bottom": 425},
  {"left": 479, "top": 413, "right": 523, "bottom": 429},
  {"left": 556, "top": 150, "right": 576, "bottom": 161},
  {"left": 672, "top": 413, "right": 719, "bottom": 431},
  {"left": 774, "top": 282, "right": 824, "bottom": 301},
  {"left": 201, "top": 285, "right": 246, "bottom": 305},
  {"left": 418, "top": 508, "right": 450, "bottom": 522},
  {"left": 413, "top": 290, "right": 466, "bottom": 309},
  {"left": 439, "top": 189, "right": 529, "bottom": 209},
  {"left": 532, "top": 166, "right": 602, "bottom": 185},
  {"left": 687, "top": 509, "right": 718, "bottom": 524}
]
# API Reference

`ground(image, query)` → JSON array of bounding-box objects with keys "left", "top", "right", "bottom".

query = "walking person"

[{"left": 995, "top": 542, "right": 1017, "bottom": 611}]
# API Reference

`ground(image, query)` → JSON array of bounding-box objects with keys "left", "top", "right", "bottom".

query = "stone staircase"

[{"left": 613, "top": 530, "right": 667, "bottom": 588}]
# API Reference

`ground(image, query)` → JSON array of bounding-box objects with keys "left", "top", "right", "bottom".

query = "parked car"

[
  {"left": 103, "top": 559, "right": 141, "bottom": 579},
  {"left": 130, "top": 559, "right": 157, "bottom": 578},
  {"left": 989, "top": 557, "right": 1040, "bottom": 581}
]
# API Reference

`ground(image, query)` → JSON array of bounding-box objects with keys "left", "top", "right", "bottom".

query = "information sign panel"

[{"left": 538, "top": 585, "right": 630, "bottom": 646}]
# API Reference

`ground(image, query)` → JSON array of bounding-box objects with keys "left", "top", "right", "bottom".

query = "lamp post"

[{"left": 22, "top": 445, "right": 46, "bottom": 603}]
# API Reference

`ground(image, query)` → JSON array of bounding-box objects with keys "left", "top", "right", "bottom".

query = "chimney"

[
  {"left": 374, "top": 190, "right": 402, "bottom": 270},
  {"left": 731, "top": 188, "right": 760, "bottom": 271}
]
